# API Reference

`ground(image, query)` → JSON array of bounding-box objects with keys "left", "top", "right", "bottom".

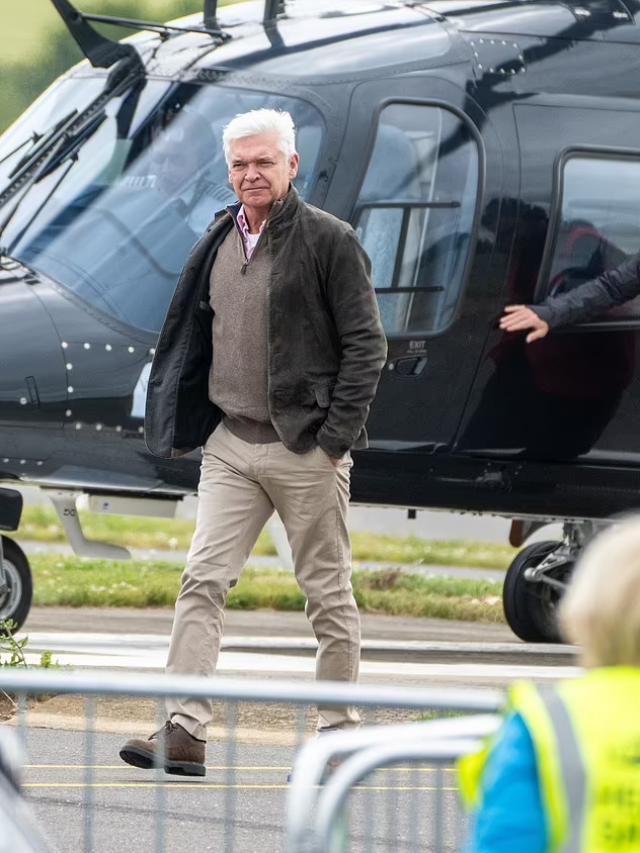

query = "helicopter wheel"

[
  {"left": 503, "top": 540, "right": 574, "bottom": 644},
  {"left": 0, "top": 537, "right": 33, "bottom": 635}
]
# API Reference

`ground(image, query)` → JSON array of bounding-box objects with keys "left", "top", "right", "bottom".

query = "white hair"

[
  {"left": 222, "top": 109, "right": 296, "bottom": 164},
  {"left": 560, "top": 516, "right": 640, "bottom": 667}
]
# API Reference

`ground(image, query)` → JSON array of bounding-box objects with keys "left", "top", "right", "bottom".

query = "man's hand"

[{"left": 499, "top": 305, "right": 550, "bottom": 343}]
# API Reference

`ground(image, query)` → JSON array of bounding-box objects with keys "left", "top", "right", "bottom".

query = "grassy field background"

[
  {"left": 13, "top": 505, "right": 517, "bottom": 569},
  {"left": 2, "top": 0, "right": 205, "bottom": 61},
  {"left": 11, "top": 507, "right": 511, "bottom": 621},
  {"left": 30, "top": 555, "right": 506, "bottom": 621},
  {"left": 0, "top": 0, "right": 234, "bottom": 132}
]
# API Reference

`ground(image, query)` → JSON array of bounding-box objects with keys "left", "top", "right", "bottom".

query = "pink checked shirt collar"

[{"left": 236, "top": 205, "right": 266, "bottom": 260}]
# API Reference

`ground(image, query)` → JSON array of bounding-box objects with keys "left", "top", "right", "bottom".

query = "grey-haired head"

[{"left": 222, "top": 108, "right": 296, "bottom": 165}]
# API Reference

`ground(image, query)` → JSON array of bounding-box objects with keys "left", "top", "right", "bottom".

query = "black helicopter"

[{"left": 1, "top": 0, "right": 640, "bottom": 643}]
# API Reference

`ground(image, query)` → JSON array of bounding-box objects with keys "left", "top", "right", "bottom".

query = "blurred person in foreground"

[{"left": 459, "top": 516, "right": 640, "bottom": 852}]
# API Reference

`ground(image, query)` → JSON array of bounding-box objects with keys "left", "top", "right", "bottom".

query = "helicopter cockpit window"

[
  {"left": 0, "top": 76, "right": 105, "bottom": 191},
  {"left": 540, "top": 154, "right": 640, "bottom": 321},
  {"left": 354, "top": 103, "right": 479, "bottom": 336},
  {"left": 1, "top": 81, "right": 324, "bottom": 333}
]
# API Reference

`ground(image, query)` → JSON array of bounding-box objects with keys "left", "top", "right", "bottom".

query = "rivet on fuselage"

[
  {"left": 116, "top": 426, "right": 122, "bottom": 432},
  {"left": 65, "top": 410, "right": 72, "bottom": 417},
  {"left": 68, "top": 386, "right": 74, "bottom": 393},
  {"left": 106, "top": 344, "right": 112, "bottom": 351},
  {"left": 19, "top": 460, "right": 25, "bottom": 465},
  {"left": 75, "top": 423, "right": 82, "bottom": 430},
  {"left": 66, "top": 363, "right": 73, "bottom": 370},
  {"left": 149, "top": 348, "right": 156, "bottom": 356},
  {"left": 20, "top": 398, "right": 27, "bottom": 405},
  {"left": 138, "top": 426, "right": 144, "bottom": 434},
  {"left": 96, "top": 424, "right": 103, "bottom": 431},
  {"left": 84, "top": 343, "right": 91, "bottom": 350},
  {"left": 61, "top": 342, "right": 68, "bottom": 349},
  {"left": 128, "top": 346, "right": 135, "bottom": 353}
]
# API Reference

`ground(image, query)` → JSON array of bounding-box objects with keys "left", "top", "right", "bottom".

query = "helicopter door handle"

[{"left": 389, "top": 356, "right": 428, "bottom": 377}]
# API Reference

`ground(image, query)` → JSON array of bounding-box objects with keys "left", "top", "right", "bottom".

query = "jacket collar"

[{"left": 223, "top": 185, "right": 300, "bottom": 232}]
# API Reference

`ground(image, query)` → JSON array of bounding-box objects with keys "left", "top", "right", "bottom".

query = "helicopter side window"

[
  {"left": 541, "top": 154, "right": 640, "bottom": 320},
  {"left": 354, "top": 103, "right": 479, "bottom": 336}
]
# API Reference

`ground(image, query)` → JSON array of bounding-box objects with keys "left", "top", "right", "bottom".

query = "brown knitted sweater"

[{"left": 208, "top": 226, "right": 279, "bottom": 443}]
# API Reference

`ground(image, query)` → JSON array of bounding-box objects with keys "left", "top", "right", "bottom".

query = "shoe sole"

[{"left": 119, "top": 746, "right": 206, "bottom": 777}]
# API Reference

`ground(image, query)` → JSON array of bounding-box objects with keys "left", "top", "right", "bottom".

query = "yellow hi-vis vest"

[{"left": 458, "top": 668, "right": 640, "bottom": 853}]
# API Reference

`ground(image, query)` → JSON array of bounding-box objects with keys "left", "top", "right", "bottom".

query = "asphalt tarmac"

[
  {"left": 25, "top": 606, "right": 513, "bottom": 642},
  {"left": 14, "top": 608, "right": 576, "bottom": 853},
  {"left": 22, "top": 729, "right": 466, "bottom": 853}
]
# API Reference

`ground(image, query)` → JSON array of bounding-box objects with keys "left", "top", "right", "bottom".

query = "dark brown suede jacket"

[{"left": 145, "top": 188, "right": 387, "bottom": 459}]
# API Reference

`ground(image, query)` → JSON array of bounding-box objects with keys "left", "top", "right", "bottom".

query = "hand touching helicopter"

[{"left": 499, "top": 305, "right": 550, "bottom": 343}]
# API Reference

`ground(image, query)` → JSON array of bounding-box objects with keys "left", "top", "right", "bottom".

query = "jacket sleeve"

[
  {"left": 464, "top": 713, "right": 547, "bottom": 853},
  {"left": 533, "top": 251, "right": 640, "bottom": 329},
  {"left": 315, "top": 228, "right": 388, "bottom": 458}
]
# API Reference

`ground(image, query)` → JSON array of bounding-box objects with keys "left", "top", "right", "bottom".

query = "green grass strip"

[
  {"left": 30, "top": 555, "right": 505, "bottom": 623},
  {"left": 15, "top": 507, "right": 515, "bottom": 570}
]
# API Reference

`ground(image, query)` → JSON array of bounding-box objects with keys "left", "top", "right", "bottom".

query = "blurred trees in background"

[{"left": 0, "top": 1, "right": 206, "bottom": 133}]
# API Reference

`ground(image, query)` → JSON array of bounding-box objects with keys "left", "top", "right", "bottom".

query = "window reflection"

[
  {"left": 3, "top": 81, "right": 324, "bottom": 333},
  {"left": 354, "top": 103, "right": 478, "bottom": 335},
  {"left": 0, "top": 76, "right": 105, "bottom": 190},
  {"left": 543, "top": 156, "right": 640, "bottom": 319}
]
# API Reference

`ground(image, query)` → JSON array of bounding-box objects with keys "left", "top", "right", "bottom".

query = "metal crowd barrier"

[
  {"left": 287, "top": 715, "right": 501, "bottom": 853},
  {"left": 0, "top": 670, "right": 504, "bottom": 853}
]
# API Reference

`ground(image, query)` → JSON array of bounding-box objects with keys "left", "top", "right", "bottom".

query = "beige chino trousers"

[{"left": 166, "top": 422, "right": 361, "bottom": 739}]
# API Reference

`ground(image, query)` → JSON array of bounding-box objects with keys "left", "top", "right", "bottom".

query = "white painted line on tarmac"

[
  {"left": 18, "top": 632, "right": 577, "bottom": 656},
  {"left": 14, "top": 648, "right": 582, "bottom": 681}
]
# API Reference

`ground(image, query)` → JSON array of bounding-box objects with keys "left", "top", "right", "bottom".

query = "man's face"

[{"left": 228, "top": 133, "right": 299, "bottom": 212}]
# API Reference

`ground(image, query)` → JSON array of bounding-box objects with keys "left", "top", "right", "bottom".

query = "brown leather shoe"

[{"left": 119, "top": 721, "right": 206, "bottom": 777}]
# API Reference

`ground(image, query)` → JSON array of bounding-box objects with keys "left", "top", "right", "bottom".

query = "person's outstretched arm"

[{"left": 500, "top": 251, "right": 640, "bottom": 343}]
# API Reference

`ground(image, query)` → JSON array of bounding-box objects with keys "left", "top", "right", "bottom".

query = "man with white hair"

[{"left": 119, "top": 109, "right": 387, "bottom": 776}]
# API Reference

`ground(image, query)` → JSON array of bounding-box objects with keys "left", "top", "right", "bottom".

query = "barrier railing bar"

[
  {"left": 0, "top": 670, "right": 504, "bottom": 712},
  {"left": 83, "top": 696, "right": 95, "bottom": 853},
  {"left": 154, "top": 696, "right": 166, "bottom": 853},
  {"left": 225, "top": 700, "right": 238, "bottom": 853},
  {"left": 286, "top": 717, "right": 499, "bottom": 853},
  {"left": 313, "top": 739, "right": 480, "bottom": 853}
]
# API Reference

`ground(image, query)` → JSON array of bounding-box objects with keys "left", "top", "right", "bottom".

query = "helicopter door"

[
  {"left": 348, "top": 99, "right": 485, "bottom": 452},
  {"left": 0, "top": 273, "right": 67, "bottom": 430}
]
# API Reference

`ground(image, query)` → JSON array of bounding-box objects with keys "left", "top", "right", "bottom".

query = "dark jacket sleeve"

[
  {"left": 532, "top": 251, "right": 640, "bottom": 329},
  {"left": 315, "top": 228, "right": 388, "bottom": 458}
]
